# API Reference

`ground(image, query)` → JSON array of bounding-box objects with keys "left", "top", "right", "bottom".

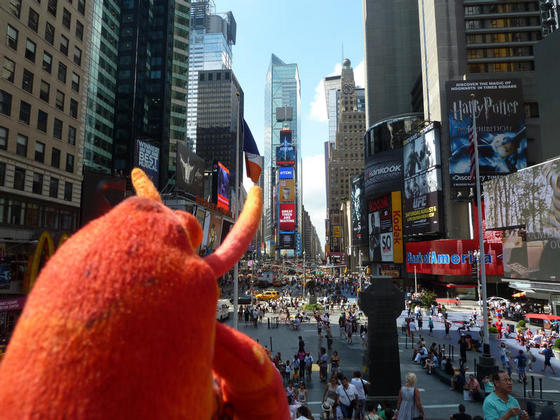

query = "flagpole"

[
  {"left": 233, "top": 91, "right": 240, "bottom": 330},
  {"left": 472, "top": 96, "right": 490, "bottom": 352}
]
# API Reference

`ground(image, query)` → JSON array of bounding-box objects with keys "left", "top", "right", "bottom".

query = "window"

[
  {"left": 0, "top": 162, "right": 5, "bottom": 186},
  {"left": 19, "top": 101, "right": 31, "bottom": 124},
  {"left": 55, "top": 90, "right": 65, "bottom": 110},
  {"left": 45, "top": 22, "right": 55, "bottom": 45},
  {"left": 51, "top": 147, "right": 60, "bottom": 168},
  {"left": 14, "top": 167, "right": 25, "bottom": 191},
  {"left": 28, "top": 8, "right": 39, "bottom": 32},
  {"left": 58, "top": 62, "right": 67, "bottom": 82},
  {"left": 64, "top": 181, "right": 72, "bottom": 201},
  {"left": 42, "top": 52, "right": 52, "bottom": 73},
  {"left": 53, "top": 118, "right": 63, "bottom": 139},
  {"left": 65, "top": 153, "right": 74, "bottom": 172},
  {"left": 33, "top": 173, "right": 43, "bottom": 194},
  {"left": 73, "top": 46, "right": 81, "bottom": 66},
  {"left": 68, "top": 125, "right": 76, "bottom": 145},
  {"left": 25, "top": 39, "right": 37, "bottom": 62},
  {"left": 48, "top": 0, "right": 57, "bottom": 16},
  {"left": 0, "top": 127, "right": 7, "bottom": 149},
  {"left": 40, "top": 80, "right": 50, "bottom": 102},
  {"left": 69, "top": 99, "right": 78, "bottom": 118},
  {"left": 22, "top": 69, "right": 34, "bottom": 93},
  {"left": 49, "top": 177, "right": 59, "bottom": 198},
  {"left": 77, "top": 0, "right": 85, "bottom": 15},
  {"left": 75, "top": 21, "right": 83, "bottom": 41},
  {"left": 60, "top": 35, "right": 69, "bottom": 55},
  {"left": 62, "top": 8, "right": 71, "bottom": 28},
  {"left": 9, "top": 0, "right": 22, "bottom": 17},
  {"left": 35, "top": 141, "right": 45, "bottom": 162},
  {"left": 37, "top": 110, "right": 48, "bottom": 131},
  {"left": 16, "top": 134, "right": 28, "bottom": 156},
  {"left": 2, "top": 57, "right": 15, "bottom": 82},
  {"left": 7, "top": 25, "right": 19, "bottom": 50},
  {"left": 71, "top": 72, "right": 79, "bottom": 92},
  {"left": 0, "top": 90, "right": 13, "bottom": 116}
]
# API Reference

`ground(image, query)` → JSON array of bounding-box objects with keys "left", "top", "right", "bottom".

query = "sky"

[{"left": 217, "top": 0, "right": 365, "bottom": 249}]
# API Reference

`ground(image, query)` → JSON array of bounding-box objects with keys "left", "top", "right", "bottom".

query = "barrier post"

[{"left": 531, "top": 376, "right": 535, "bottom": 397}]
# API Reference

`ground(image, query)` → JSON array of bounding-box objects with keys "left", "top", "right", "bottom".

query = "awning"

[
  {"left": 524, "top": 313, "right": 560, "bottom": 321},
  {"left": 436, "top": 298, "right": 460, "bottom": 304}
]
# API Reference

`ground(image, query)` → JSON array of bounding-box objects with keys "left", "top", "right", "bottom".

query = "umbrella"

[
  {"left": 524, "top": 313, "right": 560, "bottom": 321},
  {"left": 512, "top": 292, "right": 526, "bottom": 298}
]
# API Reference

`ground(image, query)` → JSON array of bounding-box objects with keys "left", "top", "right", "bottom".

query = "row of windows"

[
  {"left": 466, "top": 31, "right": 542, "bottom": 44},
  {"left": 467, "top": 46, "right": 534, "bottom": 58},
  {"left": 199, "top": 72, "right": 232, "bottom": 82},
  {"left": 465, "top": 3, "right": 540, "bottom": 15},
  {"left": 468, "top": 61, "right": 535, "bottom": 73},
  {"left": 0, "top": 197, "right": 77, "bottom": 231},
  {"left": 466, "top": 17, "right": 541, "bottom": 30},
  {"left": 0, "top": 163, "right": 73, "bottom": 201},
  {"left": 0, "top": 126, "right": 75, "bottom": 172}
]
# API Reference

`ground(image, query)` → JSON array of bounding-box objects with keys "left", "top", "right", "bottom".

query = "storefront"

[{"left": 0, "top": 297, "right": 26, "bottom": 342}]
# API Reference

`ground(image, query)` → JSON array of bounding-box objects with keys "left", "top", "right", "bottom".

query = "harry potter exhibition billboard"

[{"left": 447, "top": 79, "right": 527, "bottom": 187}]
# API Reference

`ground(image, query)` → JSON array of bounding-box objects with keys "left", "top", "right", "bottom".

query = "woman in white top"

[
  {"left": 395, "top": 372, "right": 425, "bottom": 420},
  {"left": 296, "top": 382, "right": 308, "bottom": 406}
]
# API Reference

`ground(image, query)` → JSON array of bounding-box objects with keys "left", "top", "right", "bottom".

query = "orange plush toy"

[{"left": 0, "top": 168, "right": 289, "bottom": 420}]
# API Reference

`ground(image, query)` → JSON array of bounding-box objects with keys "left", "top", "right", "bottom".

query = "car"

[
  {"left": 256, "top": 290, "right": 280, "bottom": 301},
  {"left": 230, "top": 295, "right": 254, "bottom": 305}
]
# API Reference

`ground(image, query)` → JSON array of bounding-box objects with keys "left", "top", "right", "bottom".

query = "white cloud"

[
  {"left": 354, "top": 60, "right": 365, "bottom": 89},
  {"left": 302, "top": 154, "right": 326, "bottom": 250}
]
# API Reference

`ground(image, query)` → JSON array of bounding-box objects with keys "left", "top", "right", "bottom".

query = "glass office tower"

[
  {"left": 83, "top": 0, "right": 120, "bottom": 174},
  {"left": 264, "top": 54, "right": 301, "bottom": 256},
  {"left": 187, "top": 0, "right": 235, "bottom": 151}
]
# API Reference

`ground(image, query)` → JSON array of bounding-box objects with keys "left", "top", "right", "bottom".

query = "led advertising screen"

[
  {"left": 484, "top": 157, "right": 560, "bottom": 282},
  {"left": 202, "top": 213, "right": 223, "bottom": 252},
  {"left": 403, "top": 123, "right": 442, "bottom": 235},
  {"left": 279, "top": 203, "right": 296, "bottom": 232},
  {"left": 276, "top": 144, "right": 296, "bottom": 166},
  {"left": 351, "top": 174, "right": 367, "bottom": 246},
  {"left": 447, "top": 79, "right": 527, "bottom": 187},
  {"left": 279, "top": 233, "right": 295, "bottom": 249},
  {"left": 279, "top": 167, "right": 294, "bottom": 179},
  {"left": 136, "top": 139, "right": 160, "bottom": 187},
  {"left": 212, "top": 161, "right": 230, "bottom": 211},
  {"left": 176, "top": 142, "right": 205, "bottom": 197},
  {"left": 279, "top": 179, "right": 295, "bottom": 202},
  {"left": 364, "top": 148, "right": 402, "bottom": 197}
]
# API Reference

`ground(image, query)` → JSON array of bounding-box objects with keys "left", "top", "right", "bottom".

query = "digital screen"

[
  {"left": 351, "top": 174, "right": 367, "bottom": 246},
  {"left": 136, "top": 139, "right": 160, "bottom": 187},
  {"left": 215, "top": 161, "right": 230, "bottom": 211},
  {"left": 279, "top": 203, "right": 296, "bottom": 232},
  {"left": 279, "top": 167, "right": 294, "bottom": 179},
  {"left": 176, "top": 142, "right": 205, "bottom": 197},
  {"left": 279, "top": 179, "right": 295, "bottom": 202}
]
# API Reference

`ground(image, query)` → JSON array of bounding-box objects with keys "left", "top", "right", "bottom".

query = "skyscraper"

[
  {"left": 83, "top": 0, "right": 120, "bottom": 174},
  {"left": 264, "top": 54, "right": 301, "bottom": 256},
  {"left": 187, "top": 0, "right": 236, "bottom": 151},
  {"left": 362, "top": 0, "right": 422, "bottom": 127},
  {"left": 112, "top": 0, "right": 190, "bottom": 187}
]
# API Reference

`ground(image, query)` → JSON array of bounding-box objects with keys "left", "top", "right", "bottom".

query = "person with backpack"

[{"left": 515, "top": 350, "right": 527, "bottom": 383}]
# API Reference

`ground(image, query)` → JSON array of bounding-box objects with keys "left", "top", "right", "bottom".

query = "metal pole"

[
  {"left": 233, "top": 91, "right": 241, "bottom": 330},
  {"left": 358, "top": 251, "right": 362, "bottom": 293},
  {"left": 472, "top": 97, "right": 490, "bottom": 350},
  {"left": 414, "top": 266, "right": 417, "bottom": 294},
  {"left": 303, "top": 251, "right": 306, "bottom": 301}
]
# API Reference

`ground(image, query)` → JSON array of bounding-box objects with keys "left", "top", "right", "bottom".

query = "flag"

[
  {"left": 468, "top": 123, "right": 476, "bottom": 181},
  {"left": 243, "top": 119, "right": 263, "bottom": 183}
]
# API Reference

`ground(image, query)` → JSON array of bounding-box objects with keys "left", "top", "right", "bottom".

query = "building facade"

[
  {"left": 264, "top": 54, "right": 302, "bottom": 256},
  {"left": 187, "top": 0, "right": 235, "bottom": 151},
  {"left": 0, "top": 0, "right": 93, "bottom": 298}
]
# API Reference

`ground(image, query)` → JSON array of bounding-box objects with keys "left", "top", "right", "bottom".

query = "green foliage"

[
  {"left": 489, "top": 326, "right": 498, "bottom": 334},
  {"left": 517, "top": 320, "right": 526, "bottom": 329},
  {"left": 553, "top": 338, "right": 560, "bottom": 350},
  {"left": 303, "top": 303, "right": 324, "bottom": 311},
  {"left": 420, "top": 290, "right": 437, "bottom": 309}
]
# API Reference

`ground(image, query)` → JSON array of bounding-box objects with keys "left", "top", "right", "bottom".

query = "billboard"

[
  {"left": 136, "top": 139, "right": 160, "bottom": 187},
  {"left": 212, "top": 161, "right": 230, "bottom": 211},
  {"left": 202, "top": 213, "right": 223, "bottom": 252},
  {"left": 484, "top": 157, "right": 560, "bottom": 282},
  {"left": 279, "top": 167, "right": 294, "bottom": 179},
  {"left": 368, "top": 193, "right": 403, "bottom": 263},
  {"left": 80, "top": 171, "right": 126, "bottom": 227},
  {"left": 276, "top": 144, "right": 296, "bottom": 165},
  {"left": 279, "top": 233, "right": 295, "bottom": 249},
  {"left": 176, "top": 142, "right": 205, "bottom": 197},
  {"left": 279, "top": 203, "right": 296, "bottom": 232},
  {"left": 364, "top": 148, "right": 402, "bottom": 197},
  {"left": 279, "top": 179, "right": 295, "bottom": 202},
  {"left": 403, "top": 123, "right": 442, "bottom": 235},
  {"left": 391, "top": 191, "right": 403, "bottom": 263},
  {"left": 447, "top": 79, "right": 527, "bottom": 187},
  {"left": 406, "top": 239, "right": 503, "bottom": 276},
  {"left": 351, "top": 174, "right": 367, "bottom": 246}
]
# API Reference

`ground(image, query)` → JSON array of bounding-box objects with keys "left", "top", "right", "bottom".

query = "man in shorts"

[{"left": 540, "top": 344, "right": 556, "bottom": 375}]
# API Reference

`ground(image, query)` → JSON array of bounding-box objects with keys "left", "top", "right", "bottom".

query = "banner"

[
  {"left": 136, "top": 139, "right": 160, "bottom": 187},
  {"left": 213, "top": 161, "right": 230, "bottom": 211},
  {"left": 364, "top": 148, "right": 402, "bottom": 197},
  {"left": 176, "top": 142, "right": 205, "bottom": 197},
  {"left": 279, "top": 179, "right": 295, "bottom": 202},
  {"left": 447, "top": 79, "right": 527, "bottom": 187},
  {"left": 279, "top": 167, "right": 294, "bottom": 179},
  {"left": 279, "top": 203, "right": 295, "bottom": 232},
  {"left": 351, "top": 174, "right": 367, "bottom": 246},
  {"left": 276, "top": 129, "right": 296, "bottom": 165},
  {"left": 279, "top": 233, "right": 294, "bottom": 249},
  {"left": 391, "top": 191, "right": 403, "bottom": 263},
  {"left": 403, "top": 123, "right": 442, "bottom": 234},
  {"left": 368, "top": 195, "right": 393, "bottom": 262},
  {"left": 406, "top": 239, "right": 503, "bottom": 276}
]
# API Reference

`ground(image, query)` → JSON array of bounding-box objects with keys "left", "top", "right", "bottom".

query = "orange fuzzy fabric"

[{"left": 0, "top": 169, "right": 289, "bottom": 420}]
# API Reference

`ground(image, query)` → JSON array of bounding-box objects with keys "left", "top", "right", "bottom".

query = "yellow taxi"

[{"left": 256, "top": 290, "right": 280, "bottom": 301}]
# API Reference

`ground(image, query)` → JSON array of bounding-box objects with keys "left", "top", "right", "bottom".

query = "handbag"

[
  {"left": 342, "top": 386, "right": 357, "bottom": 409},
  {"left": 361, "top": 378, "right": 368, "bottom": 396}
]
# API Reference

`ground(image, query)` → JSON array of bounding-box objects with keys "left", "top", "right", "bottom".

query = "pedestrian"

[
  {"left": 296, "top": 381, "right": 308, "bottom": 406},
  {"left": 351, "top": 370, "right": 370, "bottom": 420},
  {"left": 347, "top": 319, "right": 354, "bottom": 344},
  {"left": 540, "top": 344, "right": 557, "bottom": 374},
  {"left": 526, "top": 347, "right": 536, "bottom": 372},
  {"left": 499, "top": 342, "right": 507, "bottom": 370},
  {"left": 417, "top": 314, "right": 423, "bottom": 332},
  {"left": 482, "top": 371, "right": 528, "bottom": 420},
  {"left": 331, "top": 350, "right": 341, "bottom": 376},
  {"left": 295, "top": 405, "right": 313, "bottom": 420},
  {"left": 319, "top": 347, "right": 329, "bottom": 382},
  {"left": 322, "top": 376, "right": 339, "bottom": 419},
  {"left": 395, "top": 372, "right": 425, "bottom": 420},
  {"left": 298, "top": 336, "right": 305, "bottom": 352},
  {"left": 336, "top": 376, "right": 359, "bottom": 420},
  {"left": 459, "top": 336, "right": 468, "bottom": 370},
  {"left": 445, "top": 319, "right": 451, "bottom": 339},
  {"left": 304, "top": 352, "right": 313, "bottom": 382},
  {"left": 428, "top": 316, "right": 434, "bottom": 336},
  {"left": 538, "top": 401, "right": 558, "bottom": 420},
  {"left": 450, "top": 404, "right": 472, "bottom": 420},
  {"left": 409, "top": 318, "right": 417, "bottom": 343},
  {"left": 514, "top": 350, "right": 527, "bottom": 383}
]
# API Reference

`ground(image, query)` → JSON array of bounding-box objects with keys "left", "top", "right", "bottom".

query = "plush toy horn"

[{"left": 204, "top": 187, "right": 262, "bottom": 278}]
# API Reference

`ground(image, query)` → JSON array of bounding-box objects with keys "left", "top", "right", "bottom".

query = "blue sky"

[{"left": 217, "top": 0, "right": 365, "bottom": 247}]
